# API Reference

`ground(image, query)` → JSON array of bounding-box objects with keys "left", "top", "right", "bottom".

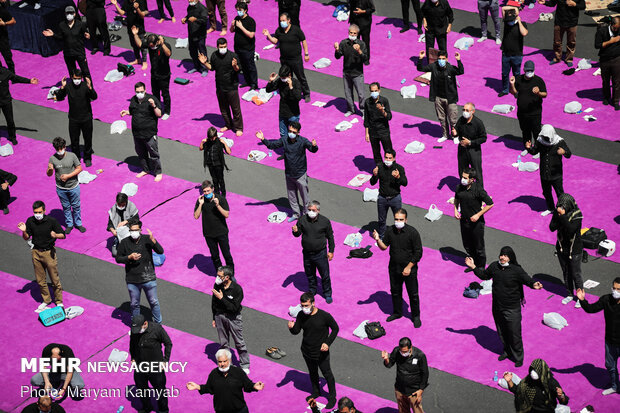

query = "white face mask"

[
  {"left": 461, "top": 177, "right": 470, "bottom": 186},
  {"left": 399, "top": 351, "right": 410, "bottom": 357},
  {"left": 370, "top": 91, "right": 379, "bottom": 99},
  {"left": 288, "top": 132, "right": 297, "bottom": 139},
  {"left": 280, "top": 77, "right": 289, "bottom": 83},
  {"left": 136, "top": 92, "right": 145, "bottom": 100},
  {"left": 499, "top": 261, "right": 509, "bottom": 267},
  {"left": 139, "top": 326, "right": 147, "bottom": 334},
  {"left": 34, "top": 213, "right": 44, "bottom": 220},
  {"left": 307, "top": 210, "right": 318, "bottom": 219},
  {"left": 612, "top": 289, "right": 620, "bottom": 300},
  {"left": 462, "top": 111, "right": 471, "bottom": 119},
  {"left": 384, "top": 160, "right": 393, "bottom": 167},
  {"left": 150, "top": 45, "right": 158, "bottom": 50},
  {"left": 66, "top": 13, "right": 74, "bottom": 21},
  {"left": 530, "top": 370, "right": 539, "bottom": 380},
  {"left": 130, "top": 230, "right": 140, "bottom": 240},
  {"left": 394, "top": 221, "right": 405, "bottom": 229},
  {"left": 117, "top": 205, "right": 126, "bottom": 211},
  {"left": 218, "top": 365, "right": 230, "bottom": 373},
  {"left": 189, "top": 1, "right": 197, "bottom": 6},
  {"left": 525, "top": 71, "right": 535, "bottom": 79},
  {"left": 218, "top": 47, "right": 227, "bottom": 54},
  {"left": 215, "top": 276, "right": 224, "bottom": 285},
  {"left": 301, "top": 306, "right": 312, "bottom": 315},
  {"left": 348, "top": 35, "right": 357, "bottom": 41},
  {"left": 72, "top": 79, "right": 82, "bottom": 86},
  {"left": 56, "top": 149, "right": 65, "bottom": 156}
]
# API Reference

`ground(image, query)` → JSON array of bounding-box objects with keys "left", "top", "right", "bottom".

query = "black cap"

[
  {"left": 65, "top": 5, "right": 75, "bottom": 13},
  {"left": 504, "top": 13, "right": 516, "bottom": 22},
  {"left": 523, "top": 60, "right": 535, "bottom": 71},
  {"left": 131, "top": 314, "right": 146, "bottom": 334}
]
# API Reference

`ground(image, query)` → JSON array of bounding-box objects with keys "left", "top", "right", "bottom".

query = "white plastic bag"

[
  {"left": 0, "top": 143, "right": 14, "bottom": 157},
  {"left": 267, "top": 211, "right": 287, "bottom": 223},
  {"left": 108, "top": 348, "right": 129, "bottom": 363},
  {"left": 121, "top": 183, "right": 138, "bottom": 196},
  {"left": 363, "top": 188, "right": 379, "bottom": 202},
  {"left": 64, "top": 306, "right": 84, "bottom": 319},
  {"left": 577, "top": 58, "right": 592, "bottom": 71},
  {"left": 454, "top": 37, "right": 474, "bottom": 50},
  {"left": 353, "top": 320, "right": 369, "bottom": 339},
  {"left": 555, "top": 406, "right": 570, "bottom": 413},
  {"left": 498, "top": 373, "right": 521, "bottom": 389},
  {"left": 405, "top": 141, "right": 425, "bottom": 154},
  {"left": 289, "top": 304, "right": 302, "bottom": 318},
  {"left": 242, "top": 90, "right": 259, "bottom": 102},
  {"left": 77, "top": 170, "right": 97, "bottom": 184},
  {"left": 492, "top": 104, "right": 514, "bottom": 114},
  {"left": 348, "top": 173, "right": 371, "bottom": 187},
  {"left": 336, "top": 10, "right": 349, "bottom": 21},
  {"left": 543, "top": 312, "right": 568, "bottom": 330},
  {"left": 517, "top": 161, "right": 539, "bottom": 172},
  {"left": 175, "top": 38, "right": 188, "bottom": 48},
  {"left": 247, "top": 150, "right": 267, "bottom": 162},
  {"left": 47, "top": 86, "right": 60, "bottom": 100},
  {"left": 343, "top": 232, "right": 363, "bottom": 247},
  {"left": 564, "top": 101, "right": 582, "bottom": 114},
  {"left": 256, "top": 88, "right": 274, "bottom": 103},
  {"left": 313, "top": 58, "right": 332, "bottom": 69},
  {"left": 424, "top": 204, "right": 443, "bottom": 222},
  {"left": 110, "top": 120, "right": 127, "bottom": 134},
  {"left": 104, "top": 69, "right": 124, "bottom": 83},
  {"left": 116, "top": 225, "right": 130, "bottom": 241},
  {"left": 400, "top": 85, "right": 417, "bottom": 99},
  {"left": 335, "top": 120, "right": 353, "bottom": 132},
  {"left": 222, "top": 137, "right": 234, "bottom": 148}
]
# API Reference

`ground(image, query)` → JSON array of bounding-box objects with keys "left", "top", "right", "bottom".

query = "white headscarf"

[{"left": 537, "top": 124, "right": 562, "bottom": 146}]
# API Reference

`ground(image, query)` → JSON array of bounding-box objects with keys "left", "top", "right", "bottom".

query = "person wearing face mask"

[
  {"left": 85, "top": 0, "right": 111, "bottom": 56},
  {"left": 511, "top": 60, "right": 547, "bottom": 154},
  {"left": 452, "top": 102, "right": 486, "bottom": 187},
  {"left": 577, "top": 277, "right": 620, "bottom": 395},
  {"left": 256, "top": 122, "right": 318, "bottom": 222},
  {"left": 504, "top": 358, "right": 569, "bottom": 412},
  {"left": 454, "top": 168, "right": 493, "bottom": 272},
  {"left": 230, "top": 2, "right": 258, "bottom": 91},
  {"left": 266, "top": 64, "right": 303, "bottom": 139},
  {"left": 129, "top": 314, "right": 172, "bottom": 413},
  {"left": 17, "top": 200, "right": 66, "bottom": 313},
  {"left": 194, "top": 180, "right": 234, "bottom": 271},
  {"left": 278, "top": 0, "right": 301, "bottom": 27},
  {"left": 348, "top": 0, "right": 375, "bottom": 61},
  {"left": 381, "top": 337, "right": 429, "bottom": 413},
  {"left": 417, "top": 50, "right": 464, "bottom": 142},
  {"left": 263, "top": 13, "right": 311, "bottom": 102},
  {"left": 54, "top": 69, "right": 97, "bottom": 167},
  {"left": 373, "top": 209, "right": 424, "bottom": 328},
  {"left": 107, "top": 192, "right": 139, "bottom": 257},
  {"left": 421, "top": 0, "right": 454, "bottom": 60},
  {"left": 369, "top": 150, "right": 407, "bottom": 239},
  {"left": 182, "top": 0, "right": 209, "bottom": 76},
  {"left": 595, "top": 16, "right": 620, "bottom": 111},
  {"left": 132, "top": 31, "right": 173, "bottom": 120},
  {"left": 288, "top": 293, "right": 339, "bottom": 410},
  {"left": 499, "top": 9, "right": 528, "bottom": 97},
  {"left": 0, "top": 0, "right": 16, "bottom": 73},
  {"left": 211, "top": 266, "right": 251, "bottom": 374},
  {"left": 466, "top": 246, "right": 543, "bottom": 367},
  {"left": 0, "top": 66, "right": 37, "bottom": 145},
  {"left": 186, "top": 348, "right": 265, "bottom": 412},
  {"left": 0, "top": 168, "right": 16, "bottom": 214},
  {"left": 363, "top": 82, "right": 393, "bottom": 163},
  {"left": 525, "top": 124, "right": 571, "bottom": 216},
  {"left": 110, "top": 0, "right": 148, "bottom": 71},
  {"left": 47, "top": 137, "right": 85, "bottom": 234},
  {"left": 116, "top": 219, "right": 164, "bottom": 323},
  {"left": 20, "top": 396, "right": 66, "bottom": 413},
  {"left": 292, "top": 201, "right": 336, "bottom": 303},
  {"left": 120, "top": 82, "right": 164, "bottom": 181},
  {"left": 198, "top": 38, "right": 244, "bottom": 136},
  {"left": 538, "top": 0, "right": 585, "bottom": 67},
  {"left": 200, "top": 126, "right": 232, "bottom": 196},
  {"left": 335, "top": 24, "right": 368, "bottom": 117}
]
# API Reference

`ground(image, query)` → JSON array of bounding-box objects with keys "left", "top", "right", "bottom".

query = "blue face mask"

[
  {"left": 237, "top": 10, "right": 244, "bottom": 17},
  {"left": 205, "top": 193, "right": 214, "bottom": 200},
  {"left": 437, "top": 59, "right": 446, "bottom": 68},
  {"left": 280, "top": 21, "right": 288, "bottom": 29},
  {"left": 288, "top": 132, "right": 297, "bottom": 139},
  {"left": 507, "top": 21, "right": 516, "bottom": 26},
  {"left": 370, "top": 91, "right": 379, "bottom": 99}
]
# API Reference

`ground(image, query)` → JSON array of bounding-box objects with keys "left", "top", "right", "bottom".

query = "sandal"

[{"left": 266, "top": 347, "right": 282, "bottom": 360}]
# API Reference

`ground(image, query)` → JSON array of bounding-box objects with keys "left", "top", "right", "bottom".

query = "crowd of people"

[{"left": 2, "top": 0, "right": 619, "bottom": 412}]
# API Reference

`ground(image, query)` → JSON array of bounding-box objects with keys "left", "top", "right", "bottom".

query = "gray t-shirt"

[{"left": 49, "top": 152, "right": 80, "bottom": 189}]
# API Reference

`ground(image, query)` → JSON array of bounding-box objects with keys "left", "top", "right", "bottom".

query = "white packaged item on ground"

[
  {"left": 335, "top": 120, "right": 353, "bottom": 132},
  {"left": 242, "top": 89, "right": 259, "bottom": 101},
  {"left": 104, "top": 69, "right": 124, "bottom": 83},
  {"left": 583, "top": 279, "right": 600, "bottom": 289},
  {"left": 598, "top": 239, "right": 616, "bottom": 257},
  {"left": 555, "top": 405, "right": 570, "bottom": 413},
  {"left": 539, "top": 12, "right": 553, "bottom": 22},
  {"left": 256, "top": 88, "right": 274, "bottom": 103},
  {"left": 0, "top": 143, "right": 13, "bottom": 156},
  {"left": 400, "top": 84, "right": 417, "bottom": 99},
  {"left": 363, "top": 188, "right": 379, "bottom": 202},
  {"left": 454, "top": 37, "right": 474, "bottom": 50},
  {"left": 583, "top": 115, "right": 597, "bottom": 122},
  {"left": 492, "top": 104, "right": 515, "bottom": 114},
  {"left": 336, "top": 11, "right": 349, "bottom": 21},
  {"left": 514, "top": 159, "right": 539, "bottom": 172},
  {"left": 263, "top": 43, "right": 275, "bottom": 50},
  {"left": 564, "top": 101, "right": 582, "bottom": 114},
  {"left": 121, "top": 183, "right": 138, "bottom": 196},
  {"left": 576, "top": 58, "right": 592, "bottom": 71},
  {"left": 583, "top": 107, "right": 594, "bottom": 113},
  {"left": 348, "top": 173, "right": 371, "bottom": 187},
  {"left": 312, "top": 101, "right": 327, "bottom": 107},
  {"left": 344, "top": 232, "right": 363, "bottom": 247},
  {"left": 108, "top": 348, "right": 129, "bottom": 363},
  {"left": 593, "top": 68, "right": 601, "bottom": 76},
  {"left": 254, "top": 52, "right": 260, "bottom": 61},
  {"left": 353, "top": 320, "right": 369, "bottom": 339},
  {"left": 405, "top": 141, "right": 425, "bottom": 154},
  {"left": 424, "top": 204, "right": 443, "bottom": 222},
  {"left": 64, "top": 306, "right": 84, "bottom": 319},
  {"left": 222, "top": 137, "right": 234, "bottom": 148},
  {"left": 289, "top": 304, "right": 302, "bottom": 318},
  {"left": 267, "top": 211, "right": 287, "bottom": 223},
  {"left": 418, "top": 33, "right": 425, "bottom": 43},
  {"left": 480, "top": 280, "right": 493, "bottom": 295},
  {"left": 350, "top": 118, "right": 359, "bottom": 124},
  {"left": 110, "top": 120, "right": 127, "bottom": 134},
  {"left": 543, "top": 312, "right": 568, "bottom": 330},
  {"left": 498, "top": 372, "right": 521, "bottom": 389},
  {"left": 47, "top": 86, "right": 60, "bottom": 100},
  {"left": 313, "top": 58, "right": 332, "bottom": 69},
  {"left": 77, "top": 170, "right": 97, "bottom": 184},
  {"left": 116, "top": 225, "right": 130, "bottom": 241},
  {"left": 247, "top": 150, "right": 267, "bottom": 162},
  {"left": 175, "top": 38, "right": 188, "bottom": 48},
  {"left": 447, "top": 196, "right": 455, "bottom": 204}
]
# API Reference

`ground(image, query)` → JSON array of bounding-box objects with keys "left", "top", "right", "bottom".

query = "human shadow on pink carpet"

[
  {"left": 446, "top": 326, "right": 504, "bottom": 355},
  {"left": 357, "top": 291, "right": 410, "bottom": 318},
  {"left": 508, "top": 195, "right": 548, "bottom": 213}
]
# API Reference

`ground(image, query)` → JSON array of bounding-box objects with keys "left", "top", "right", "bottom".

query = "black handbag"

[
  {"left": 364, "top": 321, "right": 386, "bottom": 340},
  {"left": 347, "top": 246, "right": 373, "bottom": 259},
  {"left": 582, "top": 228, "right": 607, "bottom": 249}
]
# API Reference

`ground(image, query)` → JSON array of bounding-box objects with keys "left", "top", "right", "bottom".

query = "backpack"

[
  {"left": 39, "top": 306, "right": 66, "bottom": 327},
  {"left": 582, "top": 228, "right": 607, "bottom": 249},
  {"left": 364, "top": 321, "right": 386, "bottom": 340},
  {"left": 347, "top": 246, "right": 373, "bottom": 259},
  {"left": 117, "top": 63, "right": 135, "bottom": 77},
  {"left": 463, "top": 282, "right": 482, "bottom": 299}
]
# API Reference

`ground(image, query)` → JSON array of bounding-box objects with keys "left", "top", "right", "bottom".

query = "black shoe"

[
  {"left": 614, "top": 104, "right": 620, "bottom": 111},
  {"left": 84, "top": 159, "right": 92, "bottom": 167},
  {"left": 276, "top": 154, "right": 285, "bottom": 160},
  {"left": 2, "top": 208, "right": 8, "bottom": 214},
  {"left": 305, "top": 394, "right": 320, "bottom": 402},
  {"left": 8, "top": 137, "right": 17, "bottom": 145},
  {"left": 91, "top": 48, "right": 99, "bottom": 55},
  {"left": 103, "top": 51, "right": 111, "bottom": 56},
  {"left": 602, "top": 99, "right": 609, "bottom": 105},
  {"left": 304, "top": 95, "right": 311, "bottom": 103},
  {"left": 76, "top": 226, "right": 87, "bottom": 233},
  {"left": 464, "top": 267, "right": 474, "bottom": 273},
  {"left": 498, "top": 91, "right": 508, "bottom": 97},
  {"left": 386, "top": 314, "right": 402, "bottom": 322},
  {"left": 498, "top": 353, "right": 509, "bottom": 361},
  {"left": 413, "top": 317, "right": 422, "bottom": 328},
  {"left": 515, "top": 360, "right": 523, "bottom": 368},
  {"left": 325, "top": 398, "right": 337, "bottom": 410},
  {"left": 65, "top": 226, "right": 73, "bottom": 234},
  {"left": 399, "top": 27, "right": 410, "bottom": 33}
]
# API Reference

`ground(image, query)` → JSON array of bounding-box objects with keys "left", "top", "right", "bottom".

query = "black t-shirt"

[
  {"left": 41, "top": 343, "right": 75, "bottom": 373},
  {"left": 233, "top": 15, "right": 256, "bottom": 52},
  {"left": 148, "top": 42, "right": 172, "bottom": 79},
  {"left": 382, "top": 224, "right": 423, "bottom": 267},
  {"left": 455, "top": 182, "right": 493, "bottom": 222},
  {"left": 501, "top": 21, "right": 527, "bottom": 57},
  {"left": 274, "top": 25, "right": 305, "bottom": 60},
  {"left": 0, "top": 4, "right": 12, "bottom": 39},
  {"left": 514, "top": 75, "right": 546, "bottom": 116},
  {"left": 209, "top": 50, "right": 240, "bottom": 92},
  {"left": 129, "top": 94, "right": 161, "bottom": 139},
  {"left": 124, "top": 0, "right": 147, "bottom": 31},
  {"left": 25, "top": 215, "right": 64, "bottom": 250},
  {"left": 195, "top": 195, "right": 229, "bottom": 238}
]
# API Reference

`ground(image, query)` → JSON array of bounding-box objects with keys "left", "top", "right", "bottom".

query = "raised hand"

[
  {"left": 131, "top": 25, "right": 139, "bottom": 35},
  {"left": 334, "top": 41, "right": 339, "bottom": 50},
  {"left": 269, "top": 72, "right": 277, "bottom": 81},
  {"left": 373, "top": 166, "right": 378, "bottom": 176},
  {"left": 503, "top": 372, "right": 513, "bottom": 382},
  {"left": 454, "top": 52, "right": 461, "bottom": 60},
  {"left": 262, "top": 28, "right": 269, "bottom": 36},
  {"left": 61, "top": 76, "right": 67, "bottom": 88},
  {"left": 17, "top": 222, "right": 26, "bottom": 232},
  {"left": 256, "top": 130, "right": 264, "bottom": 141},
  {"left": 418, "top": 50, "right": 425, "bottom": 59},
  {"left": 381, "top": 350, "right": 389, "bottom": 361},
  {"left": 287, "top": 320, "right": 295, "bottom": 329},
  {"left": 198, "top": 52, "right": 207, "bottom": 65},
  {"left": 372, "top": 229, "right": 380, "bottom": 241}
]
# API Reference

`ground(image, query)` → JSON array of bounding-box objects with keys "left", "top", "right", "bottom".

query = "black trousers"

[
  {"left": 457, "top": 146, "right": 484, "bottom": 187},
  {"left": 236, "top": 49, "right": 258, "bottom": 89},
  {"left": 156, "top": 0, "right": 174, "bottom": 18},
  {"left": 63, "top": 54, "right": 91, "bottom": 78},
  {"left": 205, "top": 234, "right": 234, "bottom": 270},
  {"left": 389, "top": 264, "right": 420, "bottom": 319},
  {"left": 541, "top": 176, "right": 563, "bottom": 211},
  {"left": 369, "top": 132, "right": 393, "bottom": 165},
  {"left": 357, "top": 23, "right": 371, "bottom": 59},
  {"left": 0, "top": 38, "right": 15, "bottom": 73},
  {"left": 216, "top": 89, "right": 243, "bottom": 132},
  {"left": 460, "top": 220, "right": 486, "bottom": 268},
  {"left": 279, "top": 4, "right": 301, "bottom": 26},
  {"left": 281, "top": 57, "right": 310, "bottom": 97},
  {"left": 401, "top": 0, "right": 423, "bottom": 30},
  {"left": 134, "top": 371, "right": 168, "bottom": 413},
  {"left": 128, "top": 27, "right": 147, "bottom": 62},
  {"left": 303, "top": 353, "right": 336, "bottom": 401},
  {"left": 425, "top": 30, "right": 447, "bottom": 60},
  {"left": 0, "top": 185, "right": 9, "bottom": 209},
  {"left": 69, "top": 118, "right": 94, "bottom": 160},
  {"left": 133, "top": 135, "right": 162, "bottom": 175},
  {"left": 600, "top": 55, "right": 620, "bottom": 105},
  {"left": 557, "top": 249, "right": 583, "bottom": 294},
  {"left": 493, "top": 306, "right": 523, "bottom": 363},
  {"left": 86, "top": 8, "right": 110, "bottom": 53},
  {"left": 303, "top": 249, "right": 332, "bottom": 298},
  {"left": 1, "top": 102, "right": 16, "bottom": 140},
  {"left": 207, "top": 165, "right": 226, "bottom": 196},
  {"left": 152, "top": 76, "right": 171, "bottom": 115},
  {"left": 517, "top": 113, "right": 542, "bottom": 147},
  {"left": 189, "top": 37, "right": 207, "bottom": 71}
]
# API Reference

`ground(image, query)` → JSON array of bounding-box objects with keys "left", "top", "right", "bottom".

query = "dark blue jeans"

[
  {"left": 501, "top": 54, "right": 522, "bottom": 93},
  {"left": 606, "top": 341, "right": 620, "bottom": 391},
  {"left": 377, "top": 194, "right": 402, "bottom": 238},
  {"left": 303, "top": 249, "right": 331, "bottom": 298}
]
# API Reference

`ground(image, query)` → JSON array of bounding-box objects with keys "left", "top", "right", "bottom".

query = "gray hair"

[
  {"left": 308, "top": 200, "right": 320, "bottom": 210},
  {"left": 349, "top": 24, "right": 359, "bottom": 32},
  {"left": 215, "top": 348, "right": 232, "bottom": 361},
  {"left": 217, "top": 266, "right": 234, "bottom": 279},
  {"left": 465, "top": 102, "right": 476, "bottom": 110}
]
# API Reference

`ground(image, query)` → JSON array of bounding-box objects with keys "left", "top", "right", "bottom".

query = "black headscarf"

[{"left": 499, "top": 246, "right": 520, "bottom": 267}]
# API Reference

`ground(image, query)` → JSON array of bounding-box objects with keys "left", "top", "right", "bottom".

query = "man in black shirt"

[
  {"left": 466, "top": 246, "right": 543, "bottom": 367},
  {"left": 86, "top": 0, "right": 110, "bottom": 55},
  {"left": 363, "top": 82, "right": 392, "bottom": 164},
  {"left": 0, "top": 66, "right": 38, "bottom": 145},
  {"left": 374, "top": 208, "right": 423, "bottom": 327},
  {"left": 111, "top": 0, "right": 148, "bottom": 70},
  {"left": 55, "top": 70, "right": 97, "bottom": 167},
  {"left": 0, "top": 168, "right": 16, "bottom": 214},
  {"left": 266, "top": 64, "right": 302, "bottom": 138},
  {"left": 42, "top": 6, "right": 91, "bottom": 78},
  {"left": 382, "top": 337, "right": 429, "bottom": 413},
  {"left": 20, "top": 396, "right": 65, "bottom": 413},
  {"left": 116, "top": 219, "right": 164, "bottom": 323},
  {"left": 0, "top": 0, "right": 16, "bottom": 73},
  {"left": 18, "top": 201, "right": 66, "bottom": 313},
  {"left": 289, "top": 293, "right": 339, "bottom": 410},
  {"left": 293, "top": 200, "right": 336, "bottom": 303},
  {"left": 278, "top": 0, "right": 301, "bottom": 27},
  {"left": 421, "top": 0, "right": 453, "bottom": 60},
  {"left": 510, "top": 60, "right": 547, "bottom": 152},
  {"left": 120, "top": 82, "right": 163, "bottom": 181},
  {"left": 595, "top": 16, "right": 620, "bottom": 110},
  {"left": 335, "top": 24, "right": 368, "bottom": 117},
  {"left": 538, "top": 0, "right": 585, "bottom": 66},
  {"left": 369, "top": 149, "right": 407, "bottom": 239},
  {"left": 132, "top": 31, "right": 173, "bottom": 119},
  {"left": 401, "top": 0, "right": 423, "bottom": 34},
  {"left": 349, "top": 0, "right": 374, "bottom": 61},
  {"left": 231, "top": 2, "right": 258, "bottom": 91},
  {"left": 200, "top": 127, "right": 231, "bottom": 196},
  {"left": 199, "top": 38, "right": 244, "bottom": 136},
  {"left": 183, "top": 0, "right": 209, "bottom": 76},
  {"left": 264, "top": 13, "right": 311, "bottom": 101},
  {"left": 30, "top": 343, "right": 84, "bottom": 398},
  {"left": 129, "top": 314, "right": 172, "bottom": 413},
  {"left": 499, "top": 9, "right": 528, "bottom": 96},
  {"left": 452, "top": 102, "right": 486, "bottom": 186},
  {"left": 194, "top": 180, "right": 234, "bottom": 271},
  {"left": 454, "top": 168, "right": 493, "bottom": 271},
  {"left": 186, "top": 348, "right": 265, "bottom": 412}
]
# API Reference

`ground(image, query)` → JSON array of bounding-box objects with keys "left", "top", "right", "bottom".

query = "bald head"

[{"left": 38, "top": 396, "right": 52, "bottom": 412}]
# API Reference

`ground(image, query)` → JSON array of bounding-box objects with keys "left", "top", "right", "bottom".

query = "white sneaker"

[
  {"left": 453, "top": 138, "right": 459, "bottom": 144},
  {"left": 34, "top": 2, "right": 41, "bottom": 9},
  {"left": 561, "top": 296, "right": 574, "bottom": 305},
  {"left": 496, "top": 38, "right": 502, "bottom": 45},
  {"left": 438, "top": 136, "right": 448, "bottom": 143},
  {"left": 575, "top": 300, "right": 581, "bottom": 309},
  {"left": 242, "top": 368, "right": 250, "bottom": 375},
  {"left": 161, "top": 114, "right": 170, "bottom": 120},
  {"left": 344, "top": 111, "right": 353, "bottom": 117},
  {"left": 56, "top": 303, "right": 64, "bottom": 308},
  {"left": 541, "top": 210, "right": 552, "bottom": 217},
  {"left": 602, "top": 388, "right": 618, "bottom": 395},
  {"left": 520, "top": 149, "right": 528, "bottom": 156},
  {"left": 19, "top": 2, "right": 27, "bottom": 7},
  {"left": 477, "top": 36, "right": 487, "bottom": 43},
  {"left": 533, "top": 153, "right": 540, "bottom": 159},
  {"left": 35, "top": 303, "right": 49, "bottom": 313}
]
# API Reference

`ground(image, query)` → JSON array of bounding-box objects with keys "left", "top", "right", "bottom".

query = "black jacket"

[
  {"left": 580, "top": 294, "right": 620, "bottom": 345},
  {"left": 212, "top": 280, "right": 244, "bottom": 318},
  {"left": 0, "top": 67, "right": 30, "bottom": 105},
  {"left": 549, "top": 209, "right": 583, "bottom": 256},
  {"left": 335, "top": 38, "right": 368, "bottom": 76},
  {"left": 595, "top": 24, "right": 620, "bottom": 62},
  {"left": 543, "top": 0, "right": 585, "bottom": 27},
  {"left": 55, "top": 81, "right": 97, "bottom": 122},
  {"left": 417, "top": 59, "right": 464, "bottom": 104},
  {"left": 266, "top": 77, "right": 302, "bottom": 119},
  {"left": 473, "top": 262, "right": 536, "bottom": 310},
  {"left": 129, "top": 322, "right": 172, "bottom": 363},
  {"left": 385, "top": 346, "right": 429, "bottom": 394},
  {"left": 53, "top": 20, "right": 87, "bottom": 57},
  {"left": 348, "top": 0, "right": 375, "bottom": 28},
  {"left": 0, "top": 169, "right": 17, "bottom": 186},
  {"left": 115, "top": 234, "right": 164, "bottom": 284},
  {"left": 527, "top": 140, "right": 571, "bottom": 181},
  {"left": 186, "top": 2, "right": 209, "bottom": 40}
]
